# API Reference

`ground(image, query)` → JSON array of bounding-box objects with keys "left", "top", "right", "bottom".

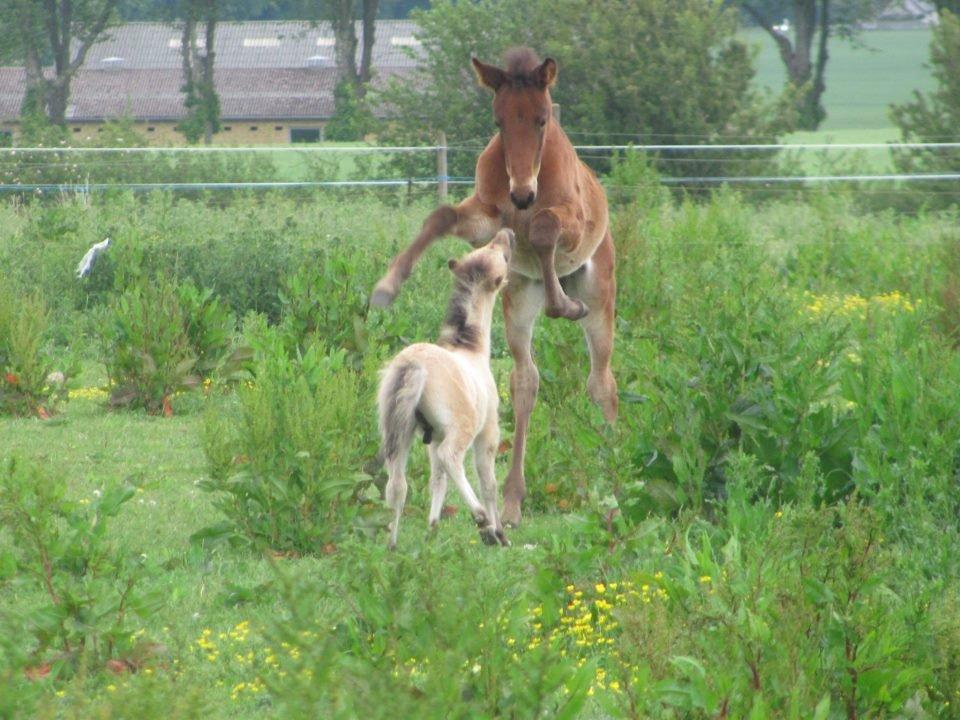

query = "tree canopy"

[{"left": 376, "top": 0, "right": 794, "bottom": 178}]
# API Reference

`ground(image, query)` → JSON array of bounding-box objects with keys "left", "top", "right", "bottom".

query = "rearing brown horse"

[{"left": 371, "top": 48, "right": 617, "bottom": 526}]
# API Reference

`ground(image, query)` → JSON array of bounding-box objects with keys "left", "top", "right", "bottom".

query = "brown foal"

[{"left": 371, "top": 48, "right": 617, "bottom": 526}]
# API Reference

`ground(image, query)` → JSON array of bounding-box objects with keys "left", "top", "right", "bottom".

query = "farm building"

[
  {"left": 863, "top": 0, "right": 939, "bottom": 29},
  {"left": 0, "top": 20, "right": 422, "bottom": 145}
]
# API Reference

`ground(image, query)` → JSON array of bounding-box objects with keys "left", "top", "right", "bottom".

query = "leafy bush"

[
  {"left": 261, "top": 542, "right": 594, "bottom": 718},
  {"left": 276, "top": 251, "right": 376, "bottom": 363},
  {"left": 890, "top": 10, "right": 960, "bottom": 209},
  {"left": 100, "top": 277, "right": 236, "bottom": 414},
  {"left": 376, "top": 0, "right": 792, "bottom": 180},
  {"left": 0, "top": 457, "right": 163, "bottom": 677},
  {"left": 197, "top": 325, "right": 382, "bottom": 554},
  {"left": 0, "top": 283, "right": 72, "bottom": 416},
  {"left": 324, "top": 79, "right": 375, "bottom": 142}
]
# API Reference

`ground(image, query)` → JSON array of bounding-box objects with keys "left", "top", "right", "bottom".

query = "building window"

[
  {"left": 274, "top": 125, "right": 283, "bottom": 131},
  {"left": 147, "top": 126, "right": 156, "bottom": 132},
  {"left": 73, "top": 127, "right": 81, "bottom": 133},
  {"left": 224, "top": 126, "right": 232, "bottom": 131},
  {"left": 249, "top": 126, "right": 258, "bottom": 131},
  {"left": 290, "top": 128, "right": 320, "bottom": 143}
]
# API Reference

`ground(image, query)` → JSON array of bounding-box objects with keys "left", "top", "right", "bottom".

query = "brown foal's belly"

[
  {"left": 508, "top": 243, "right": 588, "bottom": 280},
  {"left": 503, "top": 212, "right": 605, "bottom": 281}
]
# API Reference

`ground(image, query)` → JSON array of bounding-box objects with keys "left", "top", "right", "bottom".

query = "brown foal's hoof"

[
  {"left": 501, "top": 502, "right": 522, "bottom": 529},
  {"left": 544, "top": 297, "right": 589, "bottom": 321},
  {"left": 370, "top": 281, "right": 397, "bottom": 308}
]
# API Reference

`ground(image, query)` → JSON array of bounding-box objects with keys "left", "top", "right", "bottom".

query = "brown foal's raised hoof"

[
  {"left": 544, "top": 296, "right": 589, "bottom": 321},
  {"left": 370, "top": 282, "right": 398, "bottom": 308}
]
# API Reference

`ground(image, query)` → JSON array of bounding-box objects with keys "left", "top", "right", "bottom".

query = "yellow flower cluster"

[
  {"left": 230, "top": 678, "right": 265, "bottom": 701},
  {"left": 531, "top": 577, "right": 670, "bottom": 696},
  {"left": 803, "top": 290, "right": 919, "bottom": 319},
  {"left": 67, "top": 386, "right": 109, "bottom": 400}
]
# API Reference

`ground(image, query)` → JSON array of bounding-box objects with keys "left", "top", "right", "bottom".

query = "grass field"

[
  {"left": 3, "top": 187, "right": 960, "bottom": 717},
  {"left": 743, "top": 27, "right": 936, "bottom": 136}
]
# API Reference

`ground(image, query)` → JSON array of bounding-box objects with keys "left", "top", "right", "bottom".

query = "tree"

[
  {"left": 889, "top": 9, "right": 960, "bottom": 206},
  {"left": 305, "top": 0, "right": 378, "bottom": 140},
  {"left": 1, "top": 0, "right": 119, "bottom": 126},
  {"left": 328, "top": 0, "right": 378, "bottom": 94},
  {"left": 934, "top": 1, "right": 960, "bottom": 16},
  {"left": 177, "top": 0, "right": 220, "bottom": 144},
  {"left": 376, "top": 0, "right": 794, "bottom": 179},
  {"left": 731, "top": 0, "right": 879, "bottom": 129}
]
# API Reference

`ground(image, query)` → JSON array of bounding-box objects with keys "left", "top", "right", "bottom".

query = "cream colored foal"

[{"left": 377, "top": 230, "right": 514, "bottom": 549}]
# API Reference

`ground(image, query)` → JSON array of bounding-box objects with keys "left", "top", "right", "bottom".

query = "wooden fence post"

[{"left": 437, "top": 131, "right": 448, "bottom": 203}]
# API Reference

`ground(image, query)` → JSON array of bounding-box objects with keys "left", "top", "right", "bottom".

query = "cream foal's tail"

[{"left": 378, "top": 361, "right": 428, "bottom": 467}]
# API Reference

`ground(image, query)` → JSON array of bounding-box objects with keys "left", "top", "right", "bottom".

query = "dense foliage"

[
  {"left": 890, "top": 10, "right": 960, "bottom": 207},
  {"left": 376, "top": 0, "right": 794, "bottom": 179},
  {"left": 1, "top": 188, "right": 960, "bottom": 716}
]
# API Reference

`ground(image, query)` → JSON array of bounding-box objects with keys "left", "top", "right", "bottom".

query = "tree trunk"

[
  {"left": 179, "top": 0, "right": 219, "bottom": 144},
  {"left": 331, "top": 0, "right": 359, "bottom": 85},
  {"left": 18, "top": 1, "right": 47, "bottom": 117},
  {"left": 358, "top": 0, "right": 378, "bottom": 92},
  {"left": 18, "top": 0, "right": 117, "bottom": 126},
  {"left": 45, "top": 81, "right": 70, "bottom": 126},
  {"left": 742, "top": 0, "right": 829, "bottom": 130},
  {"left": 201, "top": 3, "right": 217, "bottom": 144}
]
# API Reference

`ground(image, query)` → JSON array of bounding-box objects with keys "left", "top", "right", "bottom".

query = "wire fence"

[{"left": 0, "top": 141, "right": 957, "bottom": 198}]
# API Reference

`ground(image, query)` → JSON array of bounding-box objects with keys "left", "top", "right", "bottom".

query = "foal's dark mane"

[
  {"left": 502, "top": 47, "right": 543, "bottom": 88},
  {"left": 438, "top": 256, "right": 493, "bottom": 352}
]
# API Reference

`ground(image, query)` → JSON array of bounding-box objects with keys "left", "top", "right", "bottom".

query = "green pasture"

[
  {"left": 744, "top": 27, "right": 936, "bottom": 136},
  {"left": 3, "top": 184, "right": 960, "bottom": 717}
]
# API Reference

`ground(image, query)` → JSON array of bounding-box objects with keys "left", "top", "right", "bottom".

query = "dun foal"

[
  {"left": 372, "top": 49, "right": 617, "bottom": 527},
  {"left": 377, "top": 230, "right": 514, "bottom": 549}
]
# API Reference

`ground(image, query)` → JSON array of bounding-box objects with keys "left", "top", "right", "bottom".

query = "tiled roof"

[
  {"left": 85, "top": 20, "right": 423, "bottom": 70},
  {"left": 0, "top": 20, "right": 422, "bottom": 122}
]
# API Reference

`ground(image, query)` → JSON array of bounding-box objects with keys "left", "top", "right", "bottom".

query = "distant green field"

[{"left": 742, "top": 28, "right": 936, "bottom": 136}]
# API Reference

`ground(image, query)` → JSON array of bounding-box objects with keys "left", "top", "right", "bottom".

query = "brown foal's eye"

[{"left": 537, "top": 117, "right": 547, "bottom": 127}]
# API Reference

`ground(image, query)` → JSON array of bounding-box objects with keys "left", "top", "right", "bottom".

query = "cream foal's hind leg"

[
  {"left": 427, "top": 443, "right": 449, "bottom": 530},
  {"left": 384, "top": 454, "right": 409, "bottom": 550},
  {"left": 435, "top": 435, "right": 489, "bottom": 532},
  {"left": 473, "top": 419, "right": 508, "bottom": 546}
]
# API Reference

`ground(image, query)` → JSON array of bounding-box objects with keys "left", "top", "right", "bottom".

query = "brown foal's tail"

[{"left": 377, "top": 362, "right": 428, "bottom": 466}]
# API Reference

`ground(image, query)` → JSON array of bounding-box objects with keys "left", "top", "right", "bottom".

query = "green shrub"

[
  {"left": 324, "top": 79, "right": 375, "bottom": 142},
  {"left": 100, "top": 277, "right": 236, "bottom": 414},
  {"left": 0, "top": 457, "right": 163, "bottom": 677},
  {"left": 0, "top": 283, "right": 72, "bottom": 416},
  {"left": 890, "top": 10, "right": 960, "bottom": 209},
  {"left": 276, "top": 251, "right": 376, "bottom": 363},
  {"left": 197, "top": 325, "right": 382, "bottom": 554},
  {"left": 261, "top": 542, "right": 594, "bottom": 719}
]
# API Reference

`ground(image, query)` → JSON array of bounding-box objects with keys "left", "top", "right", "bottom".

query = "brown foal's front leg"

[
  {"left": 371, "top": 195, "right": 501, "bottom": 307},
  {"left": 528, "top": 207, "right": 588, "bottom": 321}
]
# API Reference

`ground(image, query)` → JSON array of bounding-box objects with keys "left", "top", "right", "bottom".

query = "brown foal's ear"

[
  {"left": 448, "top": 258, "right": 459, "bottom": 272},
  {"left": 472, "top": 57, "right": 506, "bottom": 91},
  {"left": 537, "top": 57, "right": 558, "bottom": 88}
]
